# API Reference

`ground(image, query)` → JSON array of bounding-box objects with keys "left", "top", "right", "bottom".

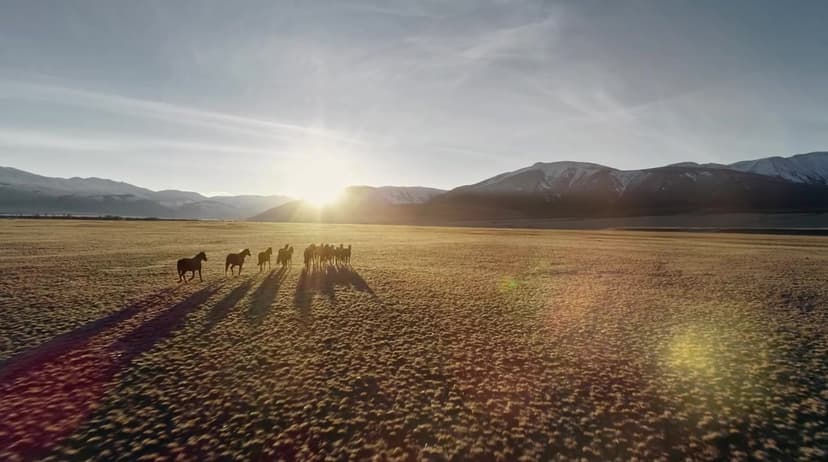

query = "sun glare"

[
  {"left": 282, "top": 152, "right": 351, "bottom": 206},
  {"left": 302, "top": 184, "right": 343, "bottom": 207}
]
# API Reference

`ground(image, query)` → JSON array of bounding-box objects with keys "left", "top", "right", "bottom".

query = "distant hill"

[
  {"left": 250, "top": 186, "right": 444, "bottom": 223},
  {"left": 727, "top": 152, "right": 828, "bottom": 185},
  {"left": 0, "top": 166, "right": 291, "bottom": 219},
  {"left": 435, "top": 163, "right": 828, "bottom": 219},
  {"left": 254, "top": 152, "right": 828, "bottom": 224},
  {"left": 6, "top": 151, "right": 828, "bottom": 223}
]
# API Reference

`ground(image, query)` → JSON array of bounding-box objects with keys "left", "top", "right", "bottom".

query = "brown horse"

[
  {"left": 258, "top": 247, "right": 272, "bottom": 272},
  {"left": 277, "top": 244, "right": 294, "bottom": 267},
  {"left": 225, "top": 249, "right": 251, "bottom": 276},
  {"left": 177, "top": 251, "right": 207, "bottom": 283}
]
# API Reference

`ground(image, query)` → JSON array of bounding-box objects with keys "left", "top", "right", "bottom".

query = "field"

[{"left": 0, "top": 220, "right": 827, "bottom": 461}]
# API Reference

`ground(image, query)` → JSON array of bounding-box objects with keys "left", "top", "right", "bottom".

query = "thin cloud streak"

[
  {"left": 0, "top": 79, "right": 364, "bottom": 146},
  {"left": 0, "top": 128, "right": 299, "bottom": 159}
]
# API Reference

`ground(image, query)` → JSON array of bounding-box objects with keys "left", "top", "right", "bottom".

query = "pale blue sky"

[{"left": 1, "top": 0, "right": 827, "bottom": 196}]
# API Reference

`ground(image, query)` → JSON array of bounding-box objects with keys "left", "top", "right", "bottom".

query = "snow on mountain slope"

[
  {"left": 151, "top": 189, "right": 207, "bottom": 207},
  {"left": 0, "top": 166, "right": 155, "bottom": 197},
  {"left": 340, "top": 186, "right": 445, "bottom": 205},
  {"left": 474, "top": 162, "right": 604, "bottom": 189},
  {"left": 457, "top": 152, "right": 828, "bottom": 199},
  {"left": 460, "top": 161, "right": 648, "bottom": 196},
  {"left": 727, "top": 152, "right": 828, "bottom": 185},
  {"left": 609, "top": 170, "right": 649, "bottom": 193},
  {"left": 373, "top": 186, "right": 445, "bottom": 204},
  {"left": 0, "top": 166, "right": 291, "bottom": 218}
]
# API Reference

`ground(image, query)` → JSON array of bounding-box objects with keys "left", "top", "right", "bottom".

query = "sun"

[
  {"left": 282, "top": 153, "right": 350, "bottom": 206},
  {"left": 302, "top": 184, "right": 344, "bottom": 207}
]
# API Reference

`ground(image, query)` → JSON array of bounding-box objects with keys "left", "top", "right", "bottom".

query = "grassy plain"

[{"left": 0, "top": 219, "right": 827, "bottom": 461}]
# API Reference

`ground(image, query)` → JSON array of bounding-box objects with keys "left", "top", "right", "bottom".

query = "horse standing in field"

[
  {"left": 258, "top": 247, "right": 272, "bottom": 272},
  {"left": 177, "top": 251, "right": 207, "bottom": 283},
  {"left": 334, "top": 244, "right": 351, "bottom": 265},
  {"left": 321, "top": 243, "right": 335, "bottom": 266},
  {"left": 226, "top": 249, "right": 252, "bottom": 276},
  {"left": 277, "top": 244, "right": 294, "bottom": 267},
  {"left": 304, "top": 244, "right": 315, "bottom": 267},
  {"left": 335, "top": 244, "right": 345, "bottom": 265}
]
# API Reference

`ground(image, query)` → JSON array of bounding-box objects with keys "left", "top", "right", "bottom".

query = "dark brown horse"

[
  {"left": 277, "top": 244, "right": 293, "bottom": 267},
  {"left": 225, "top": 249, "right": 251, "bottom": 276},
  {"left": 258, "top": 247, "right": 273, "bottom": 272},
  {"left": 177, "top": 251, "right": 207, "bottom": 283}
]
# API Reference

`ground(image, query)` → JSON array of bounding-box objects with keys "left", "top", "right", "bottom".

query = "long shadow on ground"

[
  {"left": 203, "top": 279, "right": 254, "bottom": 331},
  {"left": 248, "top": 267, "right": 288, "bottom": 325},
  {"left": 0, "top": 283, "right": 221, "bottom": 460},
  {"left": 293, "top": 265, "right": 375, "bottom": 321},
  {"left": 0, "top": 286, "right": 180, "bottom": 374}
]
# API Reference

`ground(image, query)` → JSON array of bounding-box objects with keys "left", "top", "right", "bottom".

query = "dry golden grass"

[{"left": 0, "top": 219, "right": 827, "bottom": 461}]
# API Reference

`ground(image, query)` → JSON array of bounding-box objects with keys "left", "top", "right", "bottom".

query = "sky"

[{"left": 1, "top": 0, "right": 828, "bottom": 197}]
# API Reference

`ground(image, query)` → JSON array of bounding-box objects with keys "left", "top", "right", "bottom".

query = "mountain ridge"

[
  {"left": 4, "top": 151, "right": 828, "bottom": 221},
  {"left": 0, "top": 166, "right": 292, "bottom": 219},
  {"left": 253, "top": 151, "right": 828, "bottom": 223}
]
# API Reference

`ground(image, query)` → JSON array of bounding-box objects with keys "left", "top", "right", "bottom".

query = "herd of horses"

[
  {"left": 303, "top": 243, "right": 352, "bottom": 268},
  {"left": 176, "top": 243, "right": 353, "bottom": 282}
]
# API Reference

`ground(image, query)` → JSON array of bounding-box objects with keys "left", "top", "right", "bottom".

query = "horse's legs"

[
  {"left": 189, "top": 270, "right": 195, "bottom": 282},
  {"left": 198, "top": 269, "right": 203, "bottom": 282}
]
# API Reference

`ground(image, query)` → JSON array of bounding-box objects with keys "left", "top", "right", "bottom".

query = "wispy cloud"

[
  {"left": 0, "top": 128, "right": 297, "bottom": 158},
  {"left": 0, "top": 78, "right": 363, "bottom": 146},
  {"left": 0, "top": 129, "right": 124, "bottom": 151}
]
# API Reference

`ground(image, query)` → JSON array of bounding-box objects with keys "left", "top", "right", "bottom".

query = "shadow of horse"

[
  {"left": 203, "top": 279, "right": 254, "bottom": 331},
  {"left": 325, "top": 265, "right": 375, "bottom": 296},
  {"left": 0, "top": 284, "right": 221, "bottom": 460},
  {"left": 248, "top": 267, "right": 288, "bottom": 325},
  {"left": 293, "top": 265, "right": 375, "bottom": 313},
  {"left": 293, "top": 267, "right": 313, "bottom": 323}
]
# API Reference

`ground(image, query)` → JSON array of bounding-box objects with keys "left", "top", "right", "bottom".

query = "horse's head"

[
  {"left": 242, "top": 248, "right": 251, "bottom": 257},
  {"left": 266, "top": 247, "right": 272, "bottom": 253},
  {"left": 197, "top": 251, "right": 208, "bottom": 261}
]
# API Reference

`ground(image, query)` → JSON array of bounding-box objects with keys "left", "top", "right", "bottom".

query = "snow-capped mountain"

[
  {"left": 434, "top": 155, "right": 828, "bottom": 219},
  {"left": 0, "top": 166, "right": 156, "bottom": 197},
  {"left": 334, "top": 186, "right": 446, "bottom": 205},
  {"left": 369, "top": 186, "right": 445, "bottom": 204},
  {"left": 456, "top": 161, "right": 649, "bottom": 197},
  {"left": 453, "top": 152, "right": 828, "bottom": 200},
  {"left": 0, "top": 166, "right": 291, "bottom": 219},
  {"left": 727, "top": 152, "right": 828, "bottom": 185},
  {"left": 5, "top": 150, "right": 828, "bottom": 222}
]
